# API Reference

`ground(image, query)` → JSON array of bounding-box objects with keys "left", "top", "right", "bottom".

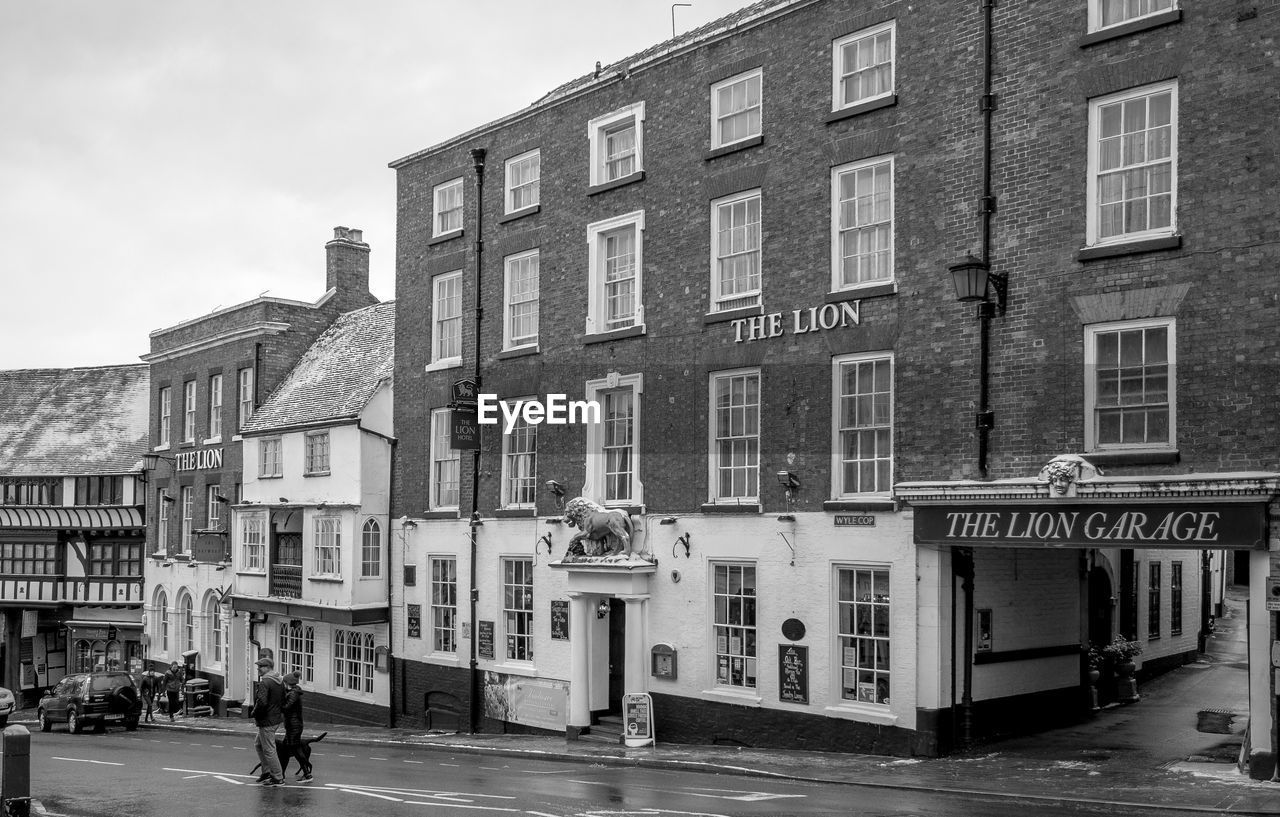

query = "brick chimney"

[{"left": 325, "top": 226, "right": 371, "bottom": 299}]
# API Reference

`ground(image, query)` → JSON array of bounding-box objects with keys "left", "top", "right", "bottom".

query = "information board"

[
  {"left": 407, "top": 604, "right": 421, "bottom": 639},
  {"left": 550, "top": 600, "right": 569, "bottom": 640},
  {"left": 778, "top": 644, "right": 808, "bottom": 704},
  {"left": 478, "top": 620, "right": 495, "bottom": 659},
  {"left": 622, "top": 692, "right": 654, "bottom": 747}
]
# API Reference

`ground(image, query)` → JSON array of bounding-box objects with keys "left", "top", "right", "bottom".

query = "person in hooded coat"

[{"left": 280, "top": 672, "right": 312, "bottom": 781}]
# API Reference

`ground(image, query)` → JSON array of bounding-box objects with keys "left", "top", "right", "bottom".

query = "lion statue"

[{"left": 563, "top": 497, "right": 635, "bottom": 559}]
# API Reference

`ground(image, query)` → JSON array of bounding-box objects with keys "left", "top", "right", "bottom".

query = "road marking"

[
  {"left": 371, "top": 756, "right": 389, "bottom": 760},
  {"left": 339, "top": 788, "right": 402, "bottom": 801},
  {"left": 403, "top": 760, "right": 425, "bottom": 764},
  {"left": 214, "top": 775, "right": 244, "bottom": 785},
  {"left": 51, "top": 757, "right": 123, "bottom": 766},
  {"left": 682, "top": 786, "right": 805, "bottom": 803}
]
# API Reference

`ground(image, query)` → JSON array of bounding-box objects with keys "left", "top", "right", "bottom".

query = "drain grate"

[{"left": 1196, "top": 709, "right": 1236, "bottom": 734}]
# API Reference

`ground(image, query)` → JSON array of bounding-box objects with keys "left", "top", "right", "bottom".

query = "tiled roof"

[
  {"left": 0, "top": 364, "right": 150, "bottom": 476},
  {"left": 242, "top": 301, "right": 395, "bottom": 434}
]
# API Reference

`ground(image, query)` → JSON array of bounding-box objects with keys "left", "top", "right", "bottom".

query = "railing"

[
  {"left": 270, "top": 564, "right": 302, "bottom": 598},
  {"left": 0, "top": 576, "right": 143, "bottom": 605}
]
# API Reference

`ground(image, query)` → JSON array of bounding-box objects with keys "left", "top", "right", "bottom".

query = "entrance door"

[
  {"left": 607, "top": 598, "right": 626, "bottom": 712},
  {"left": 1088, "top": 566, "right": 1113, "bottom": 646}
]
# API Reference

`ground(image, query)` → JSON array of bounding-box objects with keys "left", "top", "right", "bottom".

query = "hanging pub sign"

[
  {"left": 451, "top": 405, "right": 480, "bottom": 450},
  {"left": 913, "top": 503, "right": 1267, "bottom": 550}
]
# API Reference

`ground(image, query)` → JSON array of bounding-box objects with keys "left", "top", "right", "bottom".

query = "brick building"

[
  {"left": 388, "top": 0, "right": 1280, "bottom": 763},
  {"left": 141, "top": 227, "right": 377, "bottom": 708},
  {"left": 0, "top": 365, "right": 149, "bottom": 706},
  {"left": 233, "top": 300, "right": 395, "bottom": 725}
]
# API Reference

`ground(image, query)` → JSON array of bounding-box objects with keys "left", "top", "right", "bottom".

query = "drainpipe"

[
  {"left": 975, "top": 0, "right": 998, "bottom": 477},
  {"left": 956, "top": 548, "right": 976, "bottom": 751},
  {"left": 467, "top": 147, "right": 487, "bottom": 734}
]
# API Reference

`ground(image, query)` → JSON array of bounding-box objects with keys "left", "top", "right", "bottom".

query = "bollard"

[{"left": 1, "top": 726, "right": 31, "bottom": 817}]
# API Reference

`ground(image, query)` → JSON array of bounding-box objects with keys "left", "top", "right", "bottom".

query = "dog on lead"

[{"left": 249, "top": 731, "right": 327, "bottom": 780}]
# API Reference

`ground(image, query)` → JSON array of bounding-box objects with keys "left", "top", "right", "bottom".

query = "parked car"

[
  {"left": 38, "top": 672, "right": 141, "bottom": 733},
  {"left": 0, "top": 686, "right": 14, "bottom": 727}
]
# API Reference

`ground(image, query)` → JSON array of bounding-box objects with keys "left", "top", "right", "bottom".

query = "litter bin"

[{"left": 183, "top": 679, "right": 212, "bottom": 717}]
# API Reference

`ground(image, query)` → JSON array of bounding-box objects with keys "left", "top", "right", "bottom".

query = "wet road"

[{"left": 28, "top": 728, "right": 1186, "bottom": 816}]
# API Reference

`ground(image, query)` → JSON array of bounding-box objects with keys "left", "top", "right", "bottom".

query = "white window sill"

[
  {"left": 236, "top": 569, "right": 267, "bottom": 577},
  {"left": 492, "top": 661, "right": 539, "bottom": 678},
  {"left": 424, "top": 358, "right": 463, "bottom": 373},
  {"left": 426, "top": 653, "right": 462, "bottom": 666},
  {"left": 824, "top": 702, "right": 898, "bottom": 726},
  {"left": 307, "top": 575, "right": 344, "bottom": 583},
  {"left": 702, "top": 687, "right": 762, "bottom": 706},
  {"left": 203, "top": 436, "right": 223, "bottom": 446},
  {"left": 153, "top": 444, "right": 171, "bottom": 452},
  {"left": 358, "top": 574, "right": 383, "bottom": 581}
]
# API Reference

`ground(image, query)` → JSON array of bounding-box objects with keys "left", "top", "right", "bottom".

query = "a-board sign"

[
  {"left": 478, "top": 620, "right": 495, "bottom": 659},
  {"left": 622, "top": 692, "right": 654, "bottom": 747},
  {"left": 778, "top": 644, "right": 808, "bottom": 705},
  {"left": 550, "top": 600, "right": 569, "bottom": 640}
]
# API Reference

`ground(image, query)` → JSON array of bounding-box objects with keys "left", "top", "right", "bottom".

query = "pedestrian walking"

[
  {"left": 140, "top": 673, "right": 156, "bottom": 723},
  {"left": 163, "top": 661, "right": 184, "bottom": 721},
  {"left": 281, "top": 672, "right": 312, "bottom": 781},
  {"left": 250, "top": 656, "right": 286, "bottom": 786}
]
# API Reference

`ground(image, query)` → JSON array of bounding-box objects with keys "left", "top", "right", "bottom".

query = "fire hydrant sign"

[{"left": 622, "top": 692, "right": 654, "bottom": 747}]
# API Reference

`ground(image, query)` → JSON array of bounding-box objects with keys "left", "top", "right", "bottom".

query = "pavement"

[{"left": 15, "top": 588, "right": 1280, "bottom": 815}]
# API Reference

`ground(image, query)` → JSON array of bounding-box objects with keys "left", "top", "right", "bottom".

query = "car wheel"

[
  {"left": 68, "top": 708, "right": 83, "bottom": 734},
  {"left": 0, "top": 716, "right": 8, "bottom": 729},
  {"left": 39, "top": 709, "right": 52, "bottom": 732}
]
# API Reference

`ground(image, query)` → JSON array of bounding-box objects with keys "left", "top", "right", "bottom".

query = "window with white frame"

[
  {"left": 505, "top": 149, "right": 540, "bottom": 213},
  {"left": 586, "top": 211, "right": 644, "bottom": 335},
  {"left": 156, "top": 590, "right": 169, "bottom": 653},
  {"left": 837, "top": 565, "right": 891, "bottom": 705},
  {"left": 1087, "top": 81, "right": 1176, "bottom": 245},
  {"left": 711, "top": 68, "right": 762, "bottom": 149},
  {"left": 180, "top": 593, "right": 194, "bottom": 651},
  {"left": 259, "top": 437, "right": 282, "bottom": 477},
  {"left": 504, "top": 250, "right": 540, "bottom": 350},
  {"left": 430, "top": 556, "right": 458, "bottom": 653},
  {"left": 712, "top": 562, "right": 757, "bottom": 689},
  {"left": 1085, "top": 318, "right": 1174, "bottom": 450},
  {"left": 709, "top": 370, "right": 760, "bottom": 502},
  {"left": 208, "top": 374, "right": 222, "bottom": 439},
  {"left": 305, "top": 430, "right": 330, "bottom": 475},
  {"left": 179, "top": 486, "right": 193, "bottom": 553},
  {"left": 157, "top": 488, "right": 170, "bottom": 554},
  {"left": 361, "top": 518, "right": 380, "bottom": 578},
  {"left": 501, "top": 403, "right": 537, "bottom": 508},
  {"left": 241, "top": 513, "right": 265, "bottom": 571},
  {"left": 279, "top": 620, "right": 314, "bottom": 683},
  {"left": 585, "top": 373, "right": 642, "bottom": 505},
  {"left": 206, "top": 485, "right": 223, "bottom": 533},
  {"left": 588, "top": 103, "right": 644, "bottom": 186},
  {"left": 503, "top": 558, "right": 534, "bottom": 662},
  {"left": 832, "top": 156, "right": 894, "bottom": 290},
  {"left": 314, "top": 517, "right": 341, "bottom": 577},
  {"left": 710, "top": 190, "right": 761, "bottom": 311},
  {"left": 158, "top": 387, "right": 172, "bottom": 446},
  {"left": 431, "top": 271, "right": 463, "bottom": 364},
  {"left": 334, "top": 629, "right": 375, "bottom": 693},
  {"left": 182, "top": 381, "right": 197, "bottom": 442},
  {"left": 433, "top": 178, "right": 464, "bottom": 236},
  {"left": 237, "top": 367, "right": 254, "bottom": 430},
  {"left": 833, "top": 353, "right": 893, "bottom": 496},
  {"left": 1090, "top": 0, "right": 1175, "bottom": 31},
  {"left": 203, "top": 594, "right": 222, "bottom": 664},
  {"left": 429, "top": 408, "right": 460, "bottom": 510},
  {"left": 833, "top": 22, "right": 895, "bottom": 111}
]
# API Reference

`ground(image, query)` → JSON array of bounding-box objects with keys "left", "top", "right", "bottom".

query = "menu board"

[
  {"left": 550, "top": 600, "right": 569, "bottom": 640},
  {"left": 478, "top": 620, "right": 495, "bottom": 659},
  {"left": 778, "top": 644, "right": 808, "bottom": 705},
  {"left": 407, "top": 604, "right": 421, "bottom": 639}
]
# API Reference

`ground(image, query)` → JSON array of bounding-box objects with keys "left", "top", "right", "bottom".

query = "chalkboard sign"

[
  {"left": 407, "top": 604, "right": 421, "bottom": 639},
  {"left": 550, "top": 600, "right": 569, "bottom": 640},
  {"left": 622, "top": 692, "right": 654, "bottom": 747},
  {"left": 478, "top": 620, "right": 495, "bottom": 659},
  {"left": 778, "top": 644, "right": 808, "bottom": 705}
]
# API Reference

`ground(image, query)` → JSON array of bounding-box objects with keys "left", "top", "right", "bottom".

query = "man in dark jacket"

[
  {"left": 162, "top": 662, "right": 184, "bottom": 721},
  {"left": 251, "top": 657, "right": 286, "bottom": 785},
  {"left": 281, "top": 672, "right": 312, "bottom": 781}
]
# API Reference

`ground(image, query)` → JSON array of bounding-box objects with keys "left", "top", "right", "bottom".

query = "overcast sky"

[{"left": 0, "top": 0, "right": 754, "bottom": 370}]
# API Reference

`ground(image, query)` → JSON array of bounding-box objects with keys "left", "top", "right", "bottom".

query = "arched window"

[
  {"left": 204, "top": 594, "right": 223, "bottom": 664},
  {"left": 74, "top": 640, "right": 92, "bottom": 673},
  {"left": 180, "top": 594, "right": 195, "bottom": 652},
  {"left": 156, "top": 590, "right": 169, "bottom": 654},
  {"left": 361, "top": 519, "right": 381, "bottom": 577}
]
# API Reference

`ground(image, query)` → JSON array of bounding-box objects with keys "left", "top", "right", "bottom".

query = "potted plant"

[
  {"left": 1100, "top": 635, "right": 1142, "bottom": 677},
  {"left": 1084, "top": 644, "right": 1104, "bottom": 683}
]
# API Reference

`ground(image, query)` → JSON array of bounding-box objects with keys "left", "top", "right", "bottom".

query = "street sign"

[{"left": 622, "top": 692, "right": 654, "bottom": 747}]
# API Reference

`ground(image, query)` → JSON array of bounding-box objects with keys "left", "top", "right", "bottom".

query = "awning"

[{"left": 0, "top": 507, "right": 143, "bottom": 530}]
